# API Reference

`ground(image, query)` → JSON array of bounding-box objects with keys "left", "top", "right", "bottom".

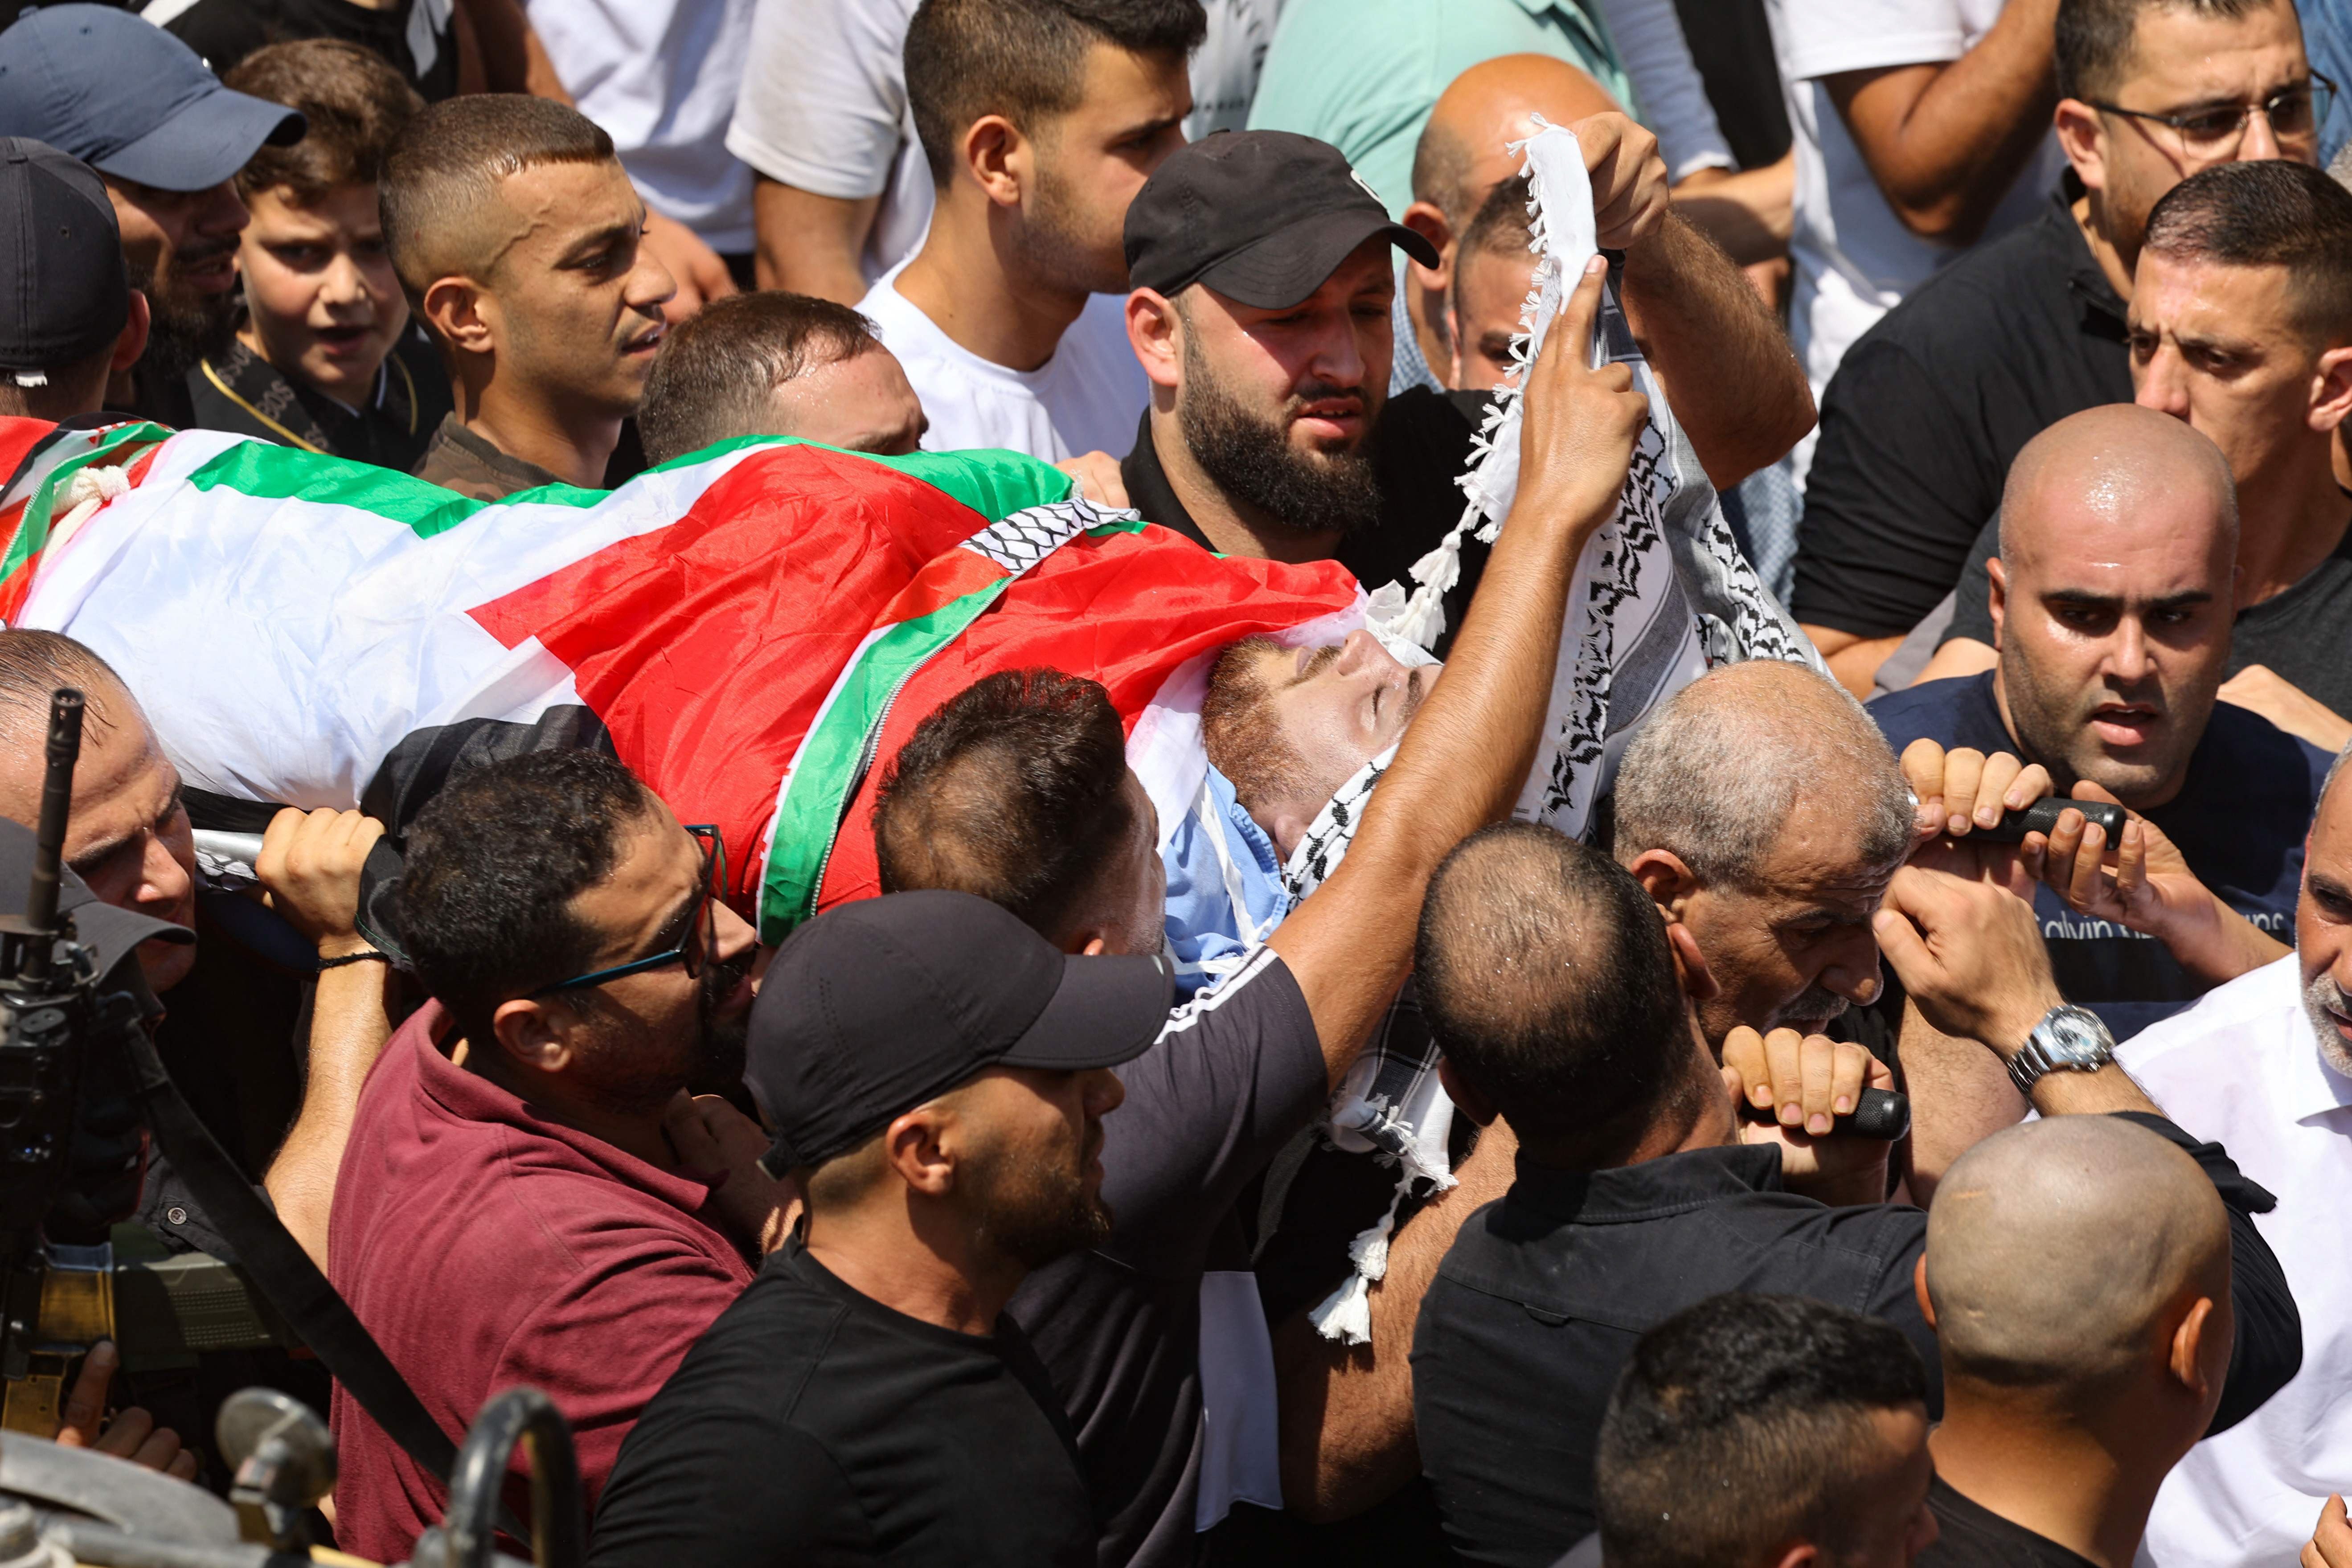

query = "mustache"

[
  {"left": 1283, "top": 380, "right": 1369, "bottom": 418},
  {"left": 1774, "top": 987, "right": 1851, "bottom": 1028}
]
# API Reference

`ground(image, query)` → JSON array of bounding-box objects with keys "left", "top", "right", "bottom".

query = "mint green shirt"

[{"left": 1245, "top": 0, "right": 1636, "bottom": 219}]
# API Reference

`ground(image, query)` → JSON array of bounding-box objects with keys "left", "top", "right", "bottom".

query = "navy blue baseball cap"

[{"left": 0, "top": 6, "right": 303, "bottom": 192}]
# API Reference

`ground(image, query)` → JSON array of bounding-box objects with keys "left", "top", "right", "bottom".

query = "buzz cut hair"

[
  {"left": 903, "top": 0, "right": 1206, "bottom": 186},
  {"left": 379, "top": 94, "right": 617, "bottom": 301},
  {"left": 2140, "top": 159, "right": 2352, "bottom": 346},
  {"left": 2054, "top": 0, "right": 2276, "bottom": 103}
]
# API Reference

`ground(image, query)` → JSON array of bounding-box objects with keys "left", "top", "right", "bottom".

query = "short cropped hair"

[
  {"left": 904, "top": 0, "right": 1206, "bottom": 184},
  {"left": 1459, "top": 172, "right": 1535, "bottom": 262},
  {"left": 871, "top": 669, "right": 1135, "bottom": 943},
  {"left": 393, "top": 750, "right": 655, "bottom": 1048},
  {"left": 1613, "top": 663, "right": 1913, "bottom": 891},
  {"left": 0, "top": 630, "right": 131, "bottom": 743},
  {"left": 380, "top": 94, "right": 615, "bottom": 299},
  {"left": 2056, "top": 0, "right": 2274, "bottom": 102},
  {"left": 225, "top": 39, "right": 424, "bottom": 205},
  {"left": 638, "top": 293, "right": 881, "bottom": 464},
  {"left": 2141, "top": 159, "right": 2352, "bottom": 344},
  {"left": 1598, "top": 1294, "right": 1928, "bottom": 1568},
  {"left": 1415, "top": 822, "right": 1688, "bottom": 1153}
]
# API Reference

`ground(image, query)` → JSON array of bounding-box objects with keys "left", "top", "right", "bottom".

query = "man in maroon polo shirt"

[{"left": 327, "top": 751, "right": 786, "bottom": 1563}]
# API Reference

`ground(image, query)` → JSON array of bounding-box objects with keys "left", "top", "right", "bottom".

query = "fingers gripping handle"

[{"left": 1970, "top": 798, "right": 2128, "bottom": 845}]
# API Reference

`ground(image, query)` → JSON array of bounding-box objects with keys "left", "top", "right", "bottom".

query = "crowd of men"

[{"left": 0, "top": 0, "right": 2348, "bottom": 1565}]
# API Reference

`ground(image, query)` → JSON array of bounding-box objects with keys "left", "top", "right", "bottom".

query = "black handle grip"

[
  {"left": 1969, "top": 798, "right": 2127, "bottom": 845},
  {"left": 1737, "top": 1086, "right": 1910, "bottom": 1142}
]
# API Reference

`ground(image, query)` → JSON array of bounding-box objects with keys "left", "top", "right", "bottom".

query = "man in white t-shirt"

[
  {"left": 528, "top": 0, "right": 759, "bottom": 265},
  {"left": 1763, "top": 0, "right": 2067, "bottom": 466},
  {"left": 727, "top": 0, "right": 1282, "bottom": 308},
  {"left": 833, "top": 0, "right": 1201, "bottom": 462},
  {"left": 2118, "top": 743, "right": 2352, "bottom": 1568}
]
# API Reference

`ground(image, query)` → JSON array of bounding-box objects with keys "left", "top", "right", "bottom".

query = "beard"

[
  {"left": 965, "top": 1126, "right": 1113, "bottom": 1271},
  {"left": 128, "top": 253, "right": 240, "bottom": 385},
  {"left": 1176, "top": 326, "right": 1383, "bottom": 538},
  {"left": 1997, "top": 636, "right": 2214, "bottom": 809},
  {"left": 1015, "top": 159, "right": 1129, "bottom": 297},
  {"left": 2305, "top": 968, "right": 2352, "bottom": 1081},
  {"left": 688, "top": 943, "right": 754, "bottom": 1092}
]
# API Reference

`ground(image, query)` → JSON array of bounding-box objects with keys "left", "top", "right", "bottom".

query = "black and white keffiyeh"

[{"left": 1300, "top": 120, "right": 1820, "bottom": 1343}]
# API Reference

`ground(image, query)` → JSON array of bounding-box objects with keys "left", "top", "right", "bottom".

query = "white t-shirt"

[
  {"left": 1763, "top": 0, "right": 2066, "bottom": 398},
  {"left": 727, "top": 0, "right": 1284, "bottom": 286},
  {"left": 857, "top": 260, "right": 1149, "bottom": 461},
  {"left": 528, "top": 0, "right": 759, "bottom": 253}
]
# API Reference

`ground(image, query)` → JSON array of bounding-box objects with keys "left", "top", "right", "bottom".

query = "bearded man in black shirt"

[
  {"left": 589, "top": 892, "right": 1171, "bottom": 1568},
  {"left": 1915, "top": 1116, "right": 2237, "bottom": 1568},
  {"left": 1116, "top": 126, "right": 1806, "bottom": 655},
  {"left": 1792, "top": 0, "right": 2318, "bottom": 696}
]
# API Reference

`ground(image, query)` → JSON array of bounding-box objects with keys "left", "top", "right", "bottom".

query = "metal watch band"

[{"left": 2007, "top": 1005, "right": 2114, "bottom": 1096}]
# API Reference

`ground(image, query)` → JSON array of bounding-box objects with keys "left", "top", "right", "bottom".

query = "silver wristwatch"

[{"left": 2008, "top": 1004, "right": 2115, "bottom": 1096}]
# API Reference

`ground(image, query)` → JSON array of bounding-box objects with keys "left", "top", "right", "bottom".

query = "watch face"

[{"left": 2047, "top": 1007, "right": 2113, "bottom": 1068}]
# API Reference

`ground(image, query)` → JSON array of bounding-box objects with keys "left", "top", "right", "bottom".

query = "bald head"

[
  {"left": 1412, "top": 54, "right": 1618, "bottom": 225},
  {"left": 1999, "top": 404, "right": 2237, "bottom": 573},
  {"left": 1615, "top": 660, "right": 1913, "bottom": 888},
  {"left": 1927, "top": 1117, "right": 2228, "bottom": 1406}
]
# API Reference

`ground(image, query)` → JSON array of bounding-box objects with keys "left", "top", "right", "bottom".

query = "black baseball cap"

[
  {"left": 0, "top": 6, "right": 303, "bottom": 193},
  {"left": 747, "top": 891, "right": 1172, "bottom": 1171},
  {"left": 0, "top": 139, "right": 127, "bottom": 379},
  {"left": 1124, "top": 130, "right": 1440, "bottom": 310},
  {"left": 0, "top": 814, "right": 191, "bottom": 982}
]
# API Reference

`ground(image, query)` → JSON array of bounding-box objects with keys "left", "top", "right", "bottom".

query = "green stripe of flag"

[
  {"left": 182, "top": 433, "right": 1078, "bottom": 541},
  {"left": 0, "top": 422, "right": 176, "bottom": 588},
  {"left": 758, "top": 578, "right": 1012, "bottom": 943}
]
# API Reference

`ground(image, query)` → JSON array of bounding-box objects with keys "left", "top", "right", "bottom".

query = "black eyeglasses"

[
  {"left": 527, "top": 824, "right": 726, "bottom": 999},
  {"left": 2090, "top": 73, "right": 2336, "bottom": 160}
]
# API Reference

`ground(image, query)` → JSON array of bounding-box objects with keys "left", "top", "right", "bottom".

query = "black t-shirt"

[
  {"left": 588, "top": 1244, "right": 1094, "bottom": 1568},
  {"left": 162, "top": 0, "right": 459, "bottom": 101},
  {"left": 1917, "top": 1477, "right": 2098, "bottom": 1568},
  {"left": 187, "top": 327, "right": 452, "bottom": 473},
  {"left": 1868, "top": 673, "right": 2325, "bottom": 1038},
  {"left": 1940, "top": 511, "right": 2352, "bottom": 720},
  {"left": 1119, "top": 388, "right": 1494, "bottom": 657},
  {"left": 1791, "top": 187, "right": 2131, "bottom": 640},
  {"left": 1008, "top": 948, "right": 1326, "bottom": 1568}
]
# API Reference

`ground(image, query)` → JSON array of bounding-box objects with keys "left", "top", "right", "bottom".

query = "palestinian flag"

[{"left": 0, "top": 418, "right": 1364, "bottom": 942}]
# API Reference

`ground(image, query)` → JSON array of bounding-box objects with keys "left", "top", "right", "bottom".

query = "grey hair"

[
  {"left": 2325, "top": 737, "right": 2352, "bottom": 806},
  {"left": 1611, "top": 661, "right": 1913, "bottom": 888}
]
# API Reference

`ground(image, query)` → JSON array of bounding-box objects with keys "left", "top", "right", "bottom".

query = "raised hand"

[{"left": 1510, "top": 255, "right": 1649, "bottom": 542}]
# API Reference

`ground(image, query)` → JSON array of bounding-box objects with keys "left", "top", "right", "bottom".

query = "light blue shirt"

[
  {"left": 1247, "top": 0, "right": 1636, "bottom": 218},
  {"left": 1161, "top": 765, "right": 1288, "bottom": 1000}
]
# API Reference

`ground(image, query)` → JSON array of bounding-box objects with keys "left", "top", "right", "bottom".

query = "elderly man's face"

[
  {"left": 2299, "top": 772, "right": 2352, "bottom": 1077},
  {"left": 1672, "top": 788, "right": 1897, "bottom": 1045}
]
